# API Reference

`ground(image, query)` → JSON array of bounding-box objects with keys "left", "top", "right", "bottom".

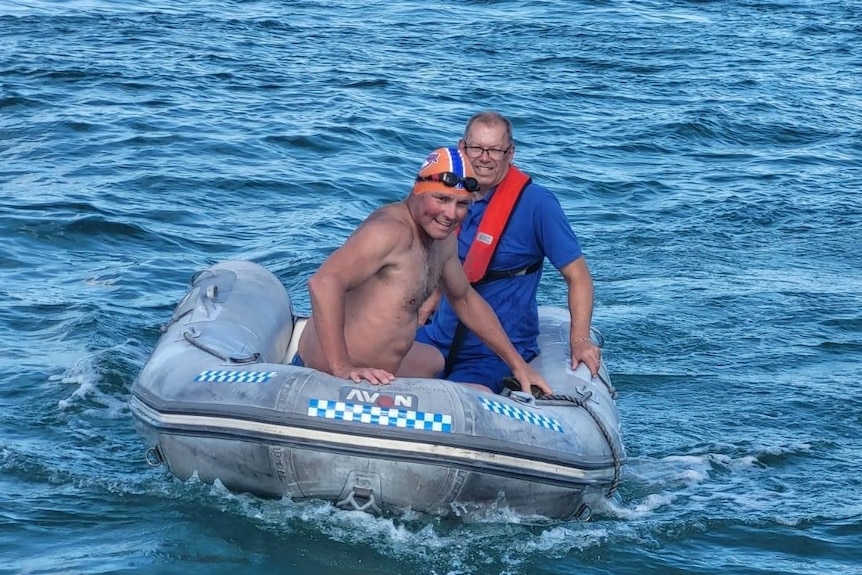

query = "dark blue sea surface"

[{"left": 2, "top": 0, "right": 861, "bottom": 573}]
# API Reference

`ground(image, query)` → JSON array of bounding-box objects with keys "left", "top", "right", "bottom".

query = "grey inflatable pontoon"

[{"left": 130, "top": 260, "right": 625, "bottom": 520}]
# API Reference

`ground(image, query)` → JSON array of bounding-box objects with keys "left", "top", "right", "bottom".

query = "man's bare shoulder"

[
  {"left": 354, "top": 202, "right": 414, "bottom": 238},
  {"left": 366, "top": 202, "right": 410, "bottom": 223}
]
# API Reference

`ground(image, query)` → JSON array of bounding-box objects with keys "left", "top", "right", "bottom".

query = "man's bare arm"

[
  {"left": 560, "top": 257, "right": 601, "bottom": 376},
  {"left": 308, "top": 217, "right": 403, "bottom": 381},
  {"left": 438, "top": 252, "right": 552, "bottom": 394}
]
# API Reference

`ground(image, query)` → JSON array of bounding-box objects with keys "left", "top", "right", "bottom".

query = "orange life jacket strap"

[{"left": 462, "top": 165, "right": 532, "bottom": 284}]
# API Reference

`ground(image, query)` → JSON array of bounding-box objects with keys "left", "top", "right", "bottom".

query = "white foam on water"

[
  {"left": 55, "top": 371, "right": 100, "bottom": 411},
  {"left": 51, "top": 343, "right": 136, "bottom": 418},
  {"left": 185, "top": 481, "right": 625, "bottom": 574}
]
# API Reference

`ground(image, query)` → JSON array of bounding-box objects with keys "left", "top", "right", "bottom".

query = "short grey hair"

[{"left": 463, "top": 111, "right": 513, "bottom": 146}]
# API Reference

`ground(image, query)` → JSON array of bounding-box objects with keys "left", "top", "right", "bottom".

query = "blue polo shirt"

[{"left": 417, "top": 179, "right": 583, "bottom": 367}]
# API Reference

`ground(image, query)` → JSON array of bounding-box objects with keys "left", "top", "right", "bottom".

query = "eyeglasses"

[
  {"left": 415, "top": 171, "right": 479, "bottom": 193},
  {"left": 463, "top": 144, "right": 512, "bottom": 160}
]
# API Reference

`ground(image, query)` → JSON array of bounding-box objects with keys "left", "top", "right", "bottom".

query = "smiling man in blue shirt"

[{"left": 412, "top": 111, "right": 601, "bottom": 394}]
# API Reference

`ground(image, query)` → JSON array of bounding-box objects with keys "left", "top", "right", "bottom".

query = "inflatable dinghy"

[{"left": 130, "top": 260, "right": 625, "bottom": 520}]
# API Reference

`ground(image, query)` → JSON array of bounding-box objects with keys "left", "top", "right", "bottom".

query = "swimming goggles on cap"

[{"left": 415, "top": 172, "right": 479, "bottom": 193}]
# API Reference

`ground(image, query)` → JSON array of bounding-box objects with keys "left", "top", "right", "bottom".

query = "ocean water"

[{"left": 1, "top": 0, "right": 861, "bottom": 573}]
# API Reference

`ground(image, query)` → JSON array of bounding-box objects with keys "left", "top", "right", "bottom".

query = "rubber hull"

[{"left": 130, "top": 260, "right": 625, "bottom": 520}]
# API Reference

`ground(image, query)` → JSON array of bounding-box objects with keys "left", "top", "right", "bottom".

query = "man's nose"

[{"left": 443, "top": 201, "right": 459, "bottom": 221}]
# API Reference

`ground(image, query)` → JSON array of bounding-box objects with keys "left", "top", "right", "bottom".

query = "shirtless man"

[{"left": 294, "top": 146, "right": 550, "bottom": 394}]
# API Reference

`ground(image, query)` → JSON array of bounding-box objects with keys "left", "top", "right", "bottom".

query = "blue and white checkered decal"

[
  {"left": 195, "top": 370, "right": 276, "bottom": 383},
  {"left": 307, "top": 399, "right": 452, "bottom": 432},
  {"left": 479, "top": 397, "right": 564, "bottom": 433}
]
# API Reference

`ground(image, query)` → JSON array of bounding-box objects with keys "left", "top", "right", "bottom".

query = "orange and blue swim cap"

[{"left": 413, "top": 146, "right": 478, "bottom": 196}]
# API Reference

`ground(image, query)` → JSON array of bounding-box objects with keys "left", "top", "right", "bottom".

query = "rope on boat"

[
  {"left": 538, "top": 389, "right": 623, "bottom": 497},
  {"left": 182, "top": 328, "right": 261, "bottom": 364}
]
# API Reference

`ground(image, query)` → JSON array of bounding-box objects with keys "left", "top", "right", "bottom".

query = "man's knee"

[
  {"left": 397, "top": 341, "right": 444, "bottom": 378},
  {"left": 448, "top": 362, "right": 510, "bottom": 394}
]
